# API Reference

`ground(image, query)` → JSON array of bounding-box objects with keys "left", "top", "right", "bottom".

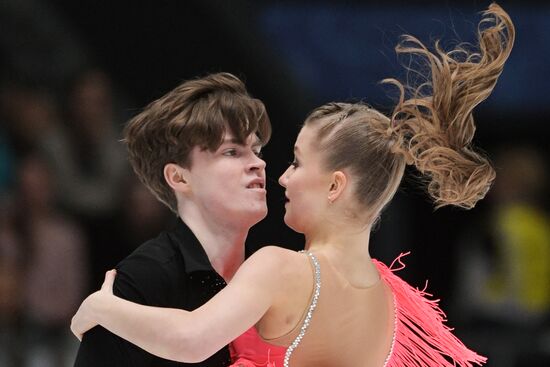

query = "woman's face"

[{"left": 278, "top": 125, "right": 333, "bottom": 233}]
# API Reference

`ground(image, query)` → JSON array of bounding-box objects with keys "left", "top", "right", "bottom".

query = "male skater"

[{"left": 74, "top": 72, "right": 271, "bottom": 366}]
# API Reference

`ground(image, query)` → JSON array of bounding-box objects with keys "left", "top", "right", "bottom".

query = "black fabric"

[{"left": 74, "top": 220, "right": 231, "bottom": 367}]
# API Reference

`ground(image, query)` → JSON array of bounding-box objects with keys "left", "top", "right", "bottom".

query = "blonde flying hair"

[{"left": 305, "top": 3, "right": 514, "bottom": 220}]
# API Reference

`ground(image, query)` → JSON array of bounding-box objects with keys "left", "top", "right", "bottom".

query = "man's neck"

[{"left": 178, "top": 213, "right": 247, "bottom": 282}]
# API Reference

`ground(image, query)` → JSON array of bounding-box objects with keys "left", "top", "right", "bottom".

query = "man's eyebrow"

[
  {"left": 220, "top": 138, "right": 242, "bottom": 145},
  {"left": 221, "top": 137, "right": 262, "bottom": 147}
]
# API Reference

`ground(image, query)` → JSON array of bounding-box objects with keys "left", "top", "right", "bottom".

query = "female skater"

[{"left": 71, "top": 3, "right": 513, "bottom": 366}]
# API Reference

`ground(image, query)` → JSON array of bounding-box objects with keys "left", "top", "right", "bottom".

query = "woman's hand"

[{"left": 71, "top": 269, "right": 116, "bottom": 341}]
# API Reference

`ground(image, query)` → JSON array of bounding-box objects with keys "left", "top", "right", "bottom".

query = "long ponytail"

[{"left": 383, "top": 3, "right": 514, "bottom": 209}]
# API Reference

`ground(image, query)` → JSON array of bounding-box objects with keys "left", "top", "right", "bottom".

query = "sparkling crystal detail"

[
  {"left": 382, "top": 292, "right": 397, "bottom": 367},
  {"left": 283, "top": 251, "right": 321, "bottom": 367}
]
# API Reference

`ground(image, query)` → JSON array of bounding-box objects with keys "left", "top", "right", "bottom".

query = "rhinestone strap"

[
  {"left": 382, "top": 292, "right": 397, "bottom": 367},
  {"left": 283, "top": 251, "right": 321, "bottom": 367}
]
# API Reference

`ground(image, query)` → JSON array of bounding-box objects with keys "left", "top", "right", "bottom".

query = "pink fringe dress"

[{"left": 230, "top": 252, "right": 486, "bottom": 367}]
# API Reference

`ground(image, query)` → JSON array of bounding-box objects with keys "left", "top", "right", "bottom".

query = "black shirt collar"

[{"left": 170, "top": 219, "right": 218, "bottom": 273}]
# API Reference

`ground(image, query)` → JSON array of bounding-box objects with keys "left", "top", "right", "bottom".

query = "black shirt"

[{"left": 74, "top": 220, "right": 231, "bottom": 367}]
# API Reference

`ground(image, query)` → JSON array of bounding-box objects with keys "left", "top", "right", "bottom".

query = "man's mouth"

[
  {"left": 246, "top": 179, "right": 265, "bottom": 189},
  {"left": 247, "top": 183, "right": 264, "bottom": 189}
]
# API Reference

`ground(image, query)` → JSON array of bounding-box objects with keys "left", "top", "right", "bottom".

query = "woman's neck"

[
  {"left": 304, "top": 221, "right": 380, "bottom": 287},
  {"left": 305, "top": 218, "right": 371, "bottom": 250}
]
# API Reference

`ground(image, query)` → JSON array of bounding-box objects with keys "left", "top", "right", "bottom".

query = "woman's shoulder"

[
  {"left": 245, "top": 246, "right": 310, "bottom": 279},
  {"left": 229, "top": 246, "right": 308, "bottom": 297},
  {"left": 248, "top": 245, "right": 304, "bottom": 264},
  {"left": 251, "top": 245, "right": 299, "bottom": 256}
]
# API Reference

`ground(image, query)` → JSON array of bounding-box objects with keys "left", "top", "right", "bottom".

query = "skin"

[
  {"left": 71, "top": 125, "right": 382, "bottom": 363},
  {"left": 165, "top": 132, "right": 268, "bottom": 281},
  {"left": 279, "top": 126, "right": 379, "bottom": 288}
]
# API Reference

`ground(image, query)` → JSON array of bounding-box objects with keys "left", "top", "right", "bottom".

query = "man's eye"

[
  {"left": 223, "top": 149, "right": 237, "bottom": 156},
  {"left": 290, "top": 159, "right": 299, "bottom": 168},
  {"left": 254, "top": 151, "right": 263, "bottom": 158}
]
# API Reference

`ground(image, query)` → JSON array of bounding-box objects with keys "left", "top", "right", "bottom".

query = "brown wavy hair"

[
  {"left": 124, "top": 73, "right": 271, "bottom": 214},
  {"left": 305, "top": 3, "right": 514, "bottom": 220}
]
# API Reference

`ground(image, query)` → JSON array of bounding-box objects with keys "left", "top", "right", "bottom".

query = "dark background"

[{"left": 1, "top": 0, "right": 549, "bottom": 366}]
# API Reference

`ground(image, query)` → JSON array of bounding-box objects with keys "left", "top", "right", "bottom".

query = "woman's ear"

[
  {"left": 164, "top": 163, "right": 190, "bottom": 193},
  {"left": 328, "top": 171, "right": 347, "bottom": 203}
]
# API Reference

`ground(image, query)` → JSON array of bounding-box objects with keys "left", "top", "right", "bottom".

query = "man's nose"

[{"left": 248, "top": 154, "right": 266, "bottom": 172}]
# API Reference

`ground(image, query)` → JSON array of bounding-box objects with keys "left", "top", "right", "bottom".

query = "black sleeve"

[
  {"left": 73, "top": 324, "right": 147, "bottom": 367},
  {"left": 73, "top": 254, "right": 177, "bottom": 367}
]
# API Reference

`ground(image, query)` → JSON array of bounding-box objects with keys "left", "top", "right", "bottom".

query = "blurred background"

[{"left": 0, "top": 0, "right": 549, "bottom": 366}]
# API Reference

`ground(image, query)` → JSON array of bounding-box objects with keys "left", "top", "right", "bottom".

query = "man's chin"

[
  {"left": 225, "top": 203, "right": 267, "bottom": 228},
  {"left": 246, "top": 206, "right": 268, "bottom": 226}
]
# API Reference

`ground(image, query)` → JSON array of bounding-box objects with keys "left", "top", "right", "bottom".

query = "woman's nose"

[{"left": 278, "top": 168, "right": 290, "bottom": 187}]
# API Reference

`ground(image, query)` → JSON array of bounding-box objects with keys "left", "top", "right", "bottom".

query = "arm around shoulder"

[
  {"left": 76, "top": 245, "right": 294, "bottom": 363},
  {"left": 73, "top": 254, "right": 172, "bottom": 366},
  {"left": 179, "top": 245, "right": 294, "bottom": 360}
]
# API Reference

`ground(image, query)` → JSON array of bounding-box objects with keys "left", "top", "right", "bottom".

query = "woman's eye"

[
  {"left": 290, "top": 159, "right": 299, "bottom": 168},
  {"left": 254, "top": 150, "right": 263, "bottom": 158}
]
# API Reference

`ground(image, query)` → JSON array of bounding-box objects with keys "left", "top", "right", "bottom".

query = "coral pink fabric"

[
  {"left": 378, "top": 253, "right": 486, "bottom": 367},
  {"left": 229, "top": 253, "right": 486, "bottom": 367},
  {"left": 229, "top": 326, "right": 286, "bottom": 367}
]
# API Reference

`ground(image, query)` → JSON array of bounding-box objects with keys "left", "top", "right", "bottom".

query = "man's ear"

[
  {"left": 164, "top": 163, "right": 190, "bottom": 193},
  {"left": 328, "top": 171, "right": 347, "bottom": 203}
]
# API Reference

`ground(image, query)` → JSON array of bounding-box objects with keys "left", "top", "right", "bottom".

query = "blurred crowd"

[
  {"left": 451, "top": 146, "right": 550, "bottom": 366},
  {"left": 0, "top": 68, "right": 173, "bottom": 366},
  {"left": 0, "top": 3, "right": 549, "bottom": 366}
]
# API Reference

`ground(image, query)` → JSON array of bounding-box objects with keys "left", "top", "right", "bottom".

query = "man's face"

[{"left": 184, "top": 132, "right": 267, "bottom": 227}]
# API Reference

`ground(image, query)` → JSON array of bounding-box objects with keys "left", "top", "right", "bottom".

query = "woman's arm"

[{"left": 71, "top": 246, "right": 290, "bottom": 363}]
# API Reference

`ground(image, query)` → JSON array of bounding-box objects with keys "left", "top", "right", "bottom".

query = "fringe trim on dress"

[{"left": 375, "top": 252, "right": 487, "bottom": 367}]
